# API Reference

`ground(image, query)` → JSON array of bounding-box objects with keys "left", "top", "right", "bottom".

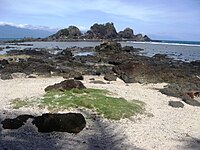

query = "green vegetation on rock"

[{"left": 11, "top": 88, "right": 144, "bottom": 120}]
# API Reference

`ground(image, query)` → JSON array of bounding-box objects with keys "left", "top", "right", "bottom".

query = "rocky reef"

[{"left": 0, "top": 41, "right": 199, "bottom": 106}]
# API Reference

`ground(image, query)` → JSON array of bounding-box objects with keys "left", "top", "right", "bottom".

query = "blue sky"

[{"left": 0, "top": 0, "right": 200, "bottom": 40}]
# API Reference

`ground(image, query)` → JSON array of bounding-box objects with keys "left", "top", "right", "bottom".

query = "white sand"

[{"left": 0, "top": 76, "right": 200, "bottom": 150}]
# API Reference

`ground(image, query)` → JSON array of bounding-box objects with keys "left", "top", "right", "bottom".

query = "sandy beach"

[{"left": 0, "top": 76, "right": 199, "bottom": 150}]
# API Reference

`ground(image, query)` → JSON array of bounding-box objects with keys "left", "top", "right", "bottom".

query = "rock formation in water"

[{"left": 47, "top": 22, "right": 151, "bottom": 41}]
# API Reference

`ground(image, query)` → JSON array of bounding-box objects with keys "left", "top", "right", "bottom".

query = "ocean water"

[{"left": 0, "top": 41, "right": 200, "bottom": 62}]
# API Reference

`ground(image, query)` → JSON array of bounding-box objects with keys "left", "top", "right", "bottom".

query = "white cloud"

[{"left": 0, "top": 21, "right": 58, "bottom": 31}]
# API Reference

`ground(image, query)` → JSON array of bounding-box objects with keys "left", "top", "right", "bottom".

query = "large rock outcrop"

[
  {"left": 49, "top": 26, "right": 82, "bottom": 40},
  {"left": 118, "top": 28, "right": 134, "bottom": 39},
  {"left": 84, "top": 22, "right": 118, "bottom": 39}
]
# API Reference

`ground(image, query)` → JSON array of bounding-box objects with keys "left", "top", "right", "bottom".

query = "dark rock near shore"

[
  {"left": 118, "top": 28, "right": 134, "bottom": 39},
  {"left": 63, "top": 71, "right": 84, "bottom": 80},
  {"left": 168, "top": 101, "right": 184, "bottom": 108},
  {"left": 32, "top": 113, "right": 86, "bottom": 133},
  {"left": 49, "top": 26, "right": 82, "bottom": 40},
  {"left": 45, "top": 79, "right": 86, "bottom": 92},
  {"left": 104, "top": 72, "right": 117, "bottom": 81},
  {"left": 85, "top": 22, "right": 118, "bottom": 39},
  {"left": 1, "top": 115, "right": 34, "bottom": 129},
  {"left": 1, "top": 113, "right": 86, "bottom": 133}
]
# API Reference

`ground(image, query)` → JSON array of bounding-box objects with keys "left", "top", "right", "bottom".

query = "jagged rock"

[
  {"left": 168, "top": 101, "right": 184, "bottom": 108},
  {"left": 1, "top": 115, "right": 34, "bottom": 129},
  {"left": 49, "top": 26, "right": 82, "bottom": 39},
  {"left": 190, "top": 60, "right": 200, "bottom": 67},
  {"left": 104, "top": 72, "right": 117, "bottom": 81},
  {"left": 95, "top": 41, "right": 122, "bottom": 53},
  {"left": 1, "top": 73, "right": 13, "bottom": 80},
  {"left": 0, "top": 59, "right": 9, "bottom": 66},
  {"left": 113, "top": 61, "right": 149, "bottom": 83},
  {"left": 32, "top": 113, "right": 86, "bottom": 133},
  {"left": 143, "top": 35, "right": 151, "bottom": 41},
  {"left": 63, "top": 71, "right": 84, "bottom": 80},
  {"left": 85, "top": 22, "right": 117, "bottom": 39},
  {"left": 118, "top": 28, "right": 134, "bottom": 39},
  {"left": 182, "top": 97, "right": 200, "bottom": 106},
  {"left": 45, "top": 79, "right": 86, "bottom": 92},
  {"left": 11, "top": 72, "right": 27, "bottom": 78},
  {"left": 60, "top": 49, "right": 73, "bottom": 57}
]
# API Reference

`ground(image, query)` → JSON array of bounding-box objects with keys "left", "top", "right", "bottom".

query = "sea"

[{"left": 0, "top": 39, "right": 200, "bottom": 62}]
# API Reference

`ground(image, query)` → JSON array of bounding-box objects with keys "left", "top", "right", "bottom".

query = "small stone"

[{"left": 168, "top": 101, "right": 184, "bottom": 108}]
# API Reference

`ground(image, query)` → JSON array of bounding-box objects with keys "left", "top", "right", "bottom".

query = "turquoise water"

[{"left": 160, "top": 40, "right": 200, "bottom": 45}]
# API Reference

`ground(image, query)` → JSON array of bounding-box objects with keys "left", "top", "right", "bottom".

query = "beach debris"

[
  {"left": 45, "top": 79, "right": 86, "bottom": 92},
  {"left": 168, "top": 101, "right": 184, "bottom": 108}
]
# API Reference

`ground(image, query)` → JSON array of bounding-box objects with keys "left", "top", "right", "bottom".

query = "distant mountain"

[{"left": 0, "top": 25, "right": 54, "bottom": 38}]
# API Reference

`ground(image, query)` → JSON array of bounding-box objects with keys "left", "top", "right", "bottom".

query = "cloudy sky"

[{"left": 0, "top": 0, "right": 200, "bottom": 40}]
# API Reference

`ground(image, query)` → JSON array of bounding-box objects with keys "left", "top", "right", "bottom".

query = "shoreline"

[{"left": 0, "top": 76, "right": 200, "bottom": 149}]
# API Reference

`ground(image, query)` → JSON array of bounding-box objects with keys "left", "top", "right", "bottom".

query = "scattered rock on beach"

[
  {"left": 1, "top": 114, "right": 34, "bottom": 129},
  {"left": 168, "top": 101, "right": 184, "bottom": 108},
  {"left": 32, "top": 113, "right": 86, "bottom": 133},
  {"left": 90, "top": 80, "right": 106, "bottom": 84},
  {"left": 45, "top": 79, "right": 86, "bottom": 92}
]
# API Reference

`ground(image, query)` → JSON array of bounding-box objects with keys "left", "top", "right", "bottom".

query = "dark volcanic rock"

[
  {"left": 1, "top": 73, "right": 13, "bottom": 80},
  {"left": 45, "top": 79, "right": 86, "bottom": 92},
  {"left": 63, "top": 71, "right": 84, "bottom": 80},
  {"left": 113, "top": 61, "right": 150, "bottom": 83},
  {"left": 168, "top": 101, "right": 184, "bottom": 108},
  {"left": 118, "top": 28, "right": 134, "bottom": 39},
  {"left": 104, "top": 72, "right": 117, "bottom": 81},
  {"left": 1, "top": 115, "right": 34, "bottom": 129},
  {"left": 0, "top": 59, "right": 9, "bottom": 66},
  {"left": 182, "top": 92, "right": 200, "bottom": 106},
  {"left": 49, "top": 26, "right": 82, "bottom": 40},
  {"left": 85, "top": 22, "right": 117, "bottom": 39},
  {"left": 60, "top": 49, "right": 73, "bottom": 57},
  {"left": 32, "top": 113, "right": 86, "bottom": 133}
]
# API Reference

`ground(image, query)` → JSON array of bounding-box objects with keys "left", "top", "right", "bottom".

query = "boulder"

[
  {"left": 0, "top": 59, "right": 9, "bottom": 66},
  {"left": 49, "top": 26, "right": 82, "bottom": 39},
  {"left": 11, "top": 72, "right": 27, "bottom": 78},
  {"left": 1, "top": 115, "right": 34, "bottom": 129},
  {"left": 168, "top": 101, "right": 184, "bottom": 108},
  {"left": 113, "top": 61, "right": 149, "bottom": 83},
  {"left": 32, "top": 113, "right": 86, "bottom": 133},
  {"left": 85, "top": 22, "right": 117, "bottom": 39},
  {"left": 118, "top": 28, "right": 134, "bottom": 39},
  {"left": 63, "top": 71, "right": 84, "bottom": 80},
  {"left": 45, "top": 79, "right": 86, "bottom": 92},
  {"left": 1, "top": 73, "right": 13, "bottom": 80},
  {"left": 104, "top": 72, "right": 117, "bottom": 81}
]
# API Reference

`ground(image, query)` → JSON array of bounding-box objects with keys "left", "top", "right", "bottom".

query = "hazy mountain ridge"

[{"left": 0, "top": 25, "right": 54, "bottom": 38}]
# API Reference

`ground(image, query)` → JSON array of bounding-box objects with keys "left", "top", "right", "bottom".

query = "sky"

[{"left": 0, "top": 0, "right": 200, "bottom": 41}]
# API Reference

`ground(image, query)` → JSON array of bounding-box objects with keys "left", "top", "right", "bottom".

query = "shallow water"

[{"left": 0, "top": 41, "right": 200, "bottom": 62}]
